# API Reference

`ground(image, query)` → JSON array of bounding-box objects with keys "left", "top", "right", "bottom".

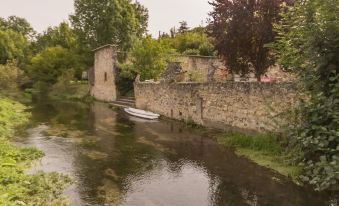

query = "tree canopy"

[
  {"left": 28, "top": 46, "right": 82, "bottom": 85},
  {"left": 208, "top": 0, "right": 290, "bottom": 80},
  {"left": 32, "top": 22, "right": 77, "bottom": 53},
  {"left": 0, "top": 30, "right": 28, "bottom": 65},
  {"left": 120, "top": 36, "right": 173, "bottom": 81},
  {"left": 161, "top": 25, "right": 216, "bottom": 56},
  {"left": 70, "top": 0, "right": 148, "bottom": 53},
  {"left": 0, "top": 16, "right": 35, "bottom": 38}
]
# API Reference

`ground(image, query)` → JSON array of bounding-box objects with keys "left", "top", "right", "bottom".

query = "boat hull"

[{"left": 124, "top": 108, "right": 159, "bottom": 120}]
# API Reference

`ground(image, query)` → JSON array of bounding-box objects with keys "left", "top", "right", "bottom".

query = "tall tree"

[
  {"left": 32, "top": 22, "right": 77, "bottom": 53},
  {"left": 178, "top": 21, "right": 189, "bottom": 33},
  {"left": 70, "top": 0, "right": 148, "bottom": 53},
  {"left": 208, "top": 0, "right": 289, "bottom": 80},
  {"left": 0, "top": 30, "right": 28, "bottom": 65},
  {"left": 0, "top": 16, "right": 35, "bottom": 39},
  {"left": 120, "top": 36, "right": 173, "bottom": 81},
  {"left": 133, "top": 1, "right": 149, "bottom": 37}
]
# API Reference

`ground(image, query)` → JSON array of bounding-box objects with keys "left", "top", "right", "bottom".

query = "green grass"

[
  {"left": 0, "top": 97, "right": 71, "bottom": 206},
  {"left": 217, "top": 132, "right": 301, "bottom": 182}
]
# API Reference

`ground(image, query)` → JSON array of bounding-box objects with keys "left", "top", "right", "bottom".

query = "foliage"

[
  {"left": 0, "top": 16, "right": 35, "bottom": 38},
  {"left": 221, "top": 132, "right": 283, "bottom": 155},
  {"left": 0, "top": 30, "right": 28, "bottom": 65},
  {"left": 32, "top": 22, "right": 77, "bottom": 53},
  {"left": 0, "top": 98, "right": 71, "bottom": 205},
  {"left": 0, "top": 98, "right": 30, "bottom": 139},
  {"left": 162, "top": 26, "right": 216, "bottom": 56},
  {"left": 121, "top": 36, "right": 173, "bottom": 81},
  {"left": 272, "top": 0, "right": 339, "bottom": 190},
  {"left": 208, "top": 0, "right": 290, "bottom": 79},
  {"left": 49, "top": 79, "right": 91, "bottom": 102},
  {"left": 70, "top": 0, "right": 148, "bottom": 54},
  {"left": 218, "top": 132, "right": 301, "bottom": 180},
  {"left": 178, "top": 21, "right": 189, "bottom": 33},
  {"left": 0, "top": 62, "right": 23, "bottom": 89},
  {"left": 132, "top": 1, "right": 149, "bottom": 37},
  {"left": 28, "top": 46, "right": 83, "bottom": 86}
]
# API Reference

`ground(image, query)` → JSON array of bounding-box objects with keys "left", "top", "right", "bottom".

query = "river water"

[{"left": 19, "top": 100, "right": 335, "bottom": 206}]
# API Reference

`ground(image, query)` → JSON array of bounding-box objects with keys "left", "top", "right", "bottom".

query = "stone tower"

[{"left": 90, "top": 45, "right": 117, "bottom": 102}]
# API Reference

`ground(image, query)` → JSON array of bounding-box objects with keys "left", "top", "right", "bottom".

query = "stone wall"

[
  {"left": 90, "top": 45, "right": 117, "bottom": 102},
  {"left": 134, "top": 81, "right": 298, "bottom": 132},
  {"left": 175, "top": 55, "right": 228, "bottom": 82}
]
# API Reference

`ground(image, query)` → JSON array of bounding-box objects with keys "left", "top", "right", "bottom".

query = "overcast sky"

[{"left": 0, "top": 0, "right": 212, "bottom": 37}]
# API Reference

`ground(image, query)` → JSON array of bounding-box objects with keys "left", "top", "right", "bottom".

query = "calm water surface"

[{"left": 19, "top": 101, "right": 335, "bottom": 206}]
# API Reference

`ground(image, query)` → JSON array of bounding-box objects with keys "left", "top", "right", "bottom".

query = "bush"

[
  {"left": 0, "top": 62, "right": 22, "bottom": 89},
  {"left": 28, "top": 46, "right": 82, "bottom": 86},
  {"left": 272, "top": 0, "right": 339, "bottom": 190},
  {"left": 0, "top": 98, "right": 71, "bottom": 205}
]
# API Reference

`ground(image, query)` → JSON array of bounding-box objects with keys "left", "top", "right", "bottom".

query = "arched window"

[{"left": 104, "top": 72, "right": 107, "bottom": 82}]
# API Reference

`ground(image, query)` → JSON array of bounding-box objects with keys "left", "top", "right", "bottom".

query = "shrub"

[
  {"left": 0, "top": 62, "right": 22, "bottom": 89},
  {"left": 272, "top": 0, "right": 339, "bottom": 190}
]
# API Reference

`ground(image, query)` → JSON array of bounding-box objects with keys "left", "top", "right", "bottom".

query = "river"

[{"left": 18, "top": 100, "right": 335, "bottom": 206}]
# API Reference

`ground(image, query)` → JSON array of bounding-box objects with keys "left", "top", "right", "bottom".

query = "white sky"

[{"left": 0, "top": 0, "right": 212, "bottom": 37}]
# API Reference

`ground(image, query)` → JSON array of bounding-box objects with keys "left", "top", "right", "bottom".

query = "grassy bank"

[
  {"left": 0, "top": 97, "right": 70, "bottom": 205},
  {"left": 217, "top": 132, "right": 301, "bottom": 182}
]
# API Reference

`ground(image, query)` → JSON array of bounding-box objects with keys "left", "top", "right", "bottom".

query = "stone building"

[
  {"left": 175, "top": 55, "right": 229, "bottom": 82},
  {"left": 90, "top": 45, "right": 118, "bottom": 102}
]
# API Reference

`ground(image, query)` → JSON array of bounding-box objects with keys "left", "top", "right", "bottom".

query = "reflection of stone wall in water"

[
  {"left": 90, "top": 45, "right": 117, "bottom": 102},
  {"left": 135, "top": 81, "right": 298, "bottom": 132}
]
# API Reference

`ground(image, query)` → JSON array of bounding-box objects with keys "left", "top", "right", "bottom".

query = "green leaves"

[
  {"left": 28, "top": 46, "right": 82, "bottom": 86},
  {"left": 0, "top": 30, "right": 28, "bottom": 65},
  {"left": 121, "top": 36, "right": 174, "bottom": 81},
  {"left": 273, "top": 0, "right": 339, "bottom": 191},
  {"left": 0, "top": 98, "right": 70, "bottom": 205},
  {"left": 70, "top": 0, "right": 148, "bottom": 53}
]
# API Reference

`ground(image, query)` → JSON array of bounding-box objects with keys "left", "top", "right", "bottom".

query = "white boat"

[{"left": 124, "top": 107, "right": 160, "bottom": 120}]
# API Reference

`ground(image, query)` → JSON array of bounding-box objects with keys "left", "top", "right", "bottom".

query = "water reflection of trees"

[
  {"left": 31, "top": 101, "right": 332, "bottom": 206},
  {"left": 131, "top": 121, "right": 330, "bottom": 206}
]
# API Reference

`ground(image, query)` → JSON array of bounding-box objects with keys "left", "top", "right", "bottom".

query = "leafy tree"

[
  {"left": 28, "top": 46, "right": 82, "bottom": 85},
  {"left": 0, "top": 30, "right": 28, "bottom": 65},
  {"left": 161, "top": 26, "right": 216, "bottom": 56},
  {"left": 121, "top": 36, "right": 173, "bottom": 81},
  {"left": 0, "top": 62, "right": 22, "bottom": 89},
  {"left": 32, "top": 22, "right": 77, "bottom": 53},
  {"left": 175, "top": 31, "right": 215, "bottom": 56},
  {"left": 272, "top": 0, "right": 339, "bottom": 191},
  {"left": 70, "top": 0, "right": 148, "bottom": 53},
  {"left": 133, "top": 1, "right": 149, "bottom": 37},
  {"left": 0, "top": 16, "right": 35, "bottom": 38},
  {"left": 208, "top": 0, "right": 289, "bottom": 80},
  {"left": 178, "top": 21, "right": 189, "bottom": 33}
]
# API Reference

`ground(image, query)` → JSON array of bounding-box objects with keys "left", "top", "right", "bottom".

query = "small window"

[{"left": 104, "top": 72, "right": 108, "bottom": 82}]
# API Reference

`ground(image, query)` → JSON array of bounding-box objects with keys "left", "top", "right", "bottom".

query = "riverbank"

[
  {"left": 0, "top": 95, "right": 70, "bottom": 205},
  {"left": 217, "top": 131, "right": 302, "bottom": 182}
]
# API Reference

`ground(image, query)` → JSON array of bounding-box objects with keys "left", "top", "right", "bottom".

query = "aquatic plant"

[{"left": 0, "top": 97, "right": 71, "bottom": 205}]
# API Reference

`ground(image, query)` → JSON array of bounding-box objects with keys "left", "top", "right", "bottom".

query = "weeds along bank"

[{"left": 0, "top": 96, "right": 70, "bottom": 205}]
